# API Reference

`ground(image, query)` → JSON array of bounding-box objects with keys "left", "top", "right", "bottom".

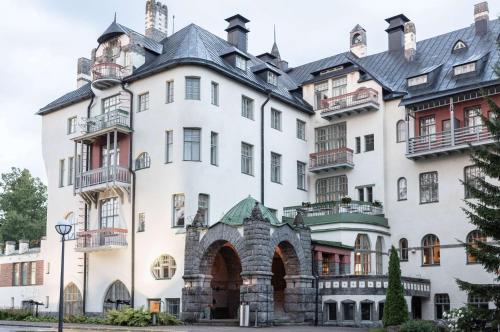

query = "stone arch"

[
  {"left": 269, "top": 226, "right": 308, "bottom": 275},
  {"left": 63, "top": 282, "right": 83, "bottom": 316}
]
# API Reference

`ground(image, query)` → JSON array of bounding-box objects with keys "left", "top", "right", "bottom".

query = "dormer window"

[
  {"left": 407, "top": 74, "right": 428, "bottom": 87},
  {"left": 320, "top": 66, "right": 343, "bottom": 76},
  {"left": 454, "top": 62, "right": 476, "bottom": 76},
  {"left": 235, "top": 55, "right": 247, "bottom": 71},
  {"left": 267, "top": 71, "right": 278, "bottom": 86},
  {"left": 452, "top": 40, "right": 467, "bottom": 52}
]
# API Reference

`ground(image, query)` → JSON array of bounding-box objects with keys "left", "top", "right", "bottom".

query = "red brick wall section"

[
  {"left": 35, "top": 260, "right": 44, "bottom": 285},
  {"left": 0, "top": 263, "right": 13, "bottom": 287}
]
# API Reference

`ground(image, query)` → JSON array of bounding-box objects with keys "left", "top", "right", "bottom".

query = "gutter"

[
  {"left": 121, "top": 83, "right": 136, "bottom": 308},
  {"left": 260, "top": 90, "right": 272, "bottom": 205}
]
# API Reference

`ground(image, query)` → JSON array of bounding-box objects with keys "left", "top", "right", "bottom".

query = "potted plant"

[
  {"left": 301, "top": 202, "right": 311, "bottom": 208},
  {"left": 372, "top": 200, "right": 383, "bottom": 208},
  {"left": 341, "top": 196, "right": 352, "bottom": 204}
]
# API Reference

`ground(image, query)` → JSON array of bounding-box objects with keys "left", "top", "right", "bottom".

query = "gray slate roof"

[
  {"left": 39, "top": 83, "right": 92, "bottom": 114},
  {"left": 98, "top": 21, "right": 163, "bottom": 54}
]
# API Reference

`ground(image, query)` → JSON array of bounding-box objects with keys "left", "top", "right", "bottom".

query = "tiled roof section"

[
  {"left": 97, "top": 21, "right": 163, "bottom": 54},
  {"left": 286, "top": 52, "right": 354, "bottom": 84},
  {"left": 218, "top": 196, "right": 280, "bottom": 226},
  {"left": 38, "top": 83, "right": 92, "bottom": 114}
]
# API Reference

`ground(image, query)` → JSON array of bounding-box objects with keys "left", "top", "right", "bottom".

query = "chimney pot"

[
  {"left": 4, "top": 241, "right": 15, "bottom": 256},
  {"left": 225, "top": 14, "right": 250, "bottom": 53},
  {"left": 404, "top": 22, "right": 416, "bottom": 61},
  {"left": 474, "top": 1, "right": 489, "bottom": 35},
  {"left": 18, "top": 240, "right": 29, "bottom": 255}
]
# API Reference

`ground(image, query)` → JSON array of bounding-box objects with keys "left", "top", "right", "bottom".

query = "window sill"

[
  {"left": 182, "top": 160, "right": 202, "bottom": 162},
  {"left": 419, "top": 201, "right": 439, "bottom": 205},
  {"left": 421, "top": 264, "right": 440, "bottom": 267},
  {"left": 297, "top": 188, "right": 307, "bottom": 192},
  {"left": 166, "top": 100, "right": 174, "bottom": 104},
  {"left": 242, "top": 172, "right": 254, "bottom": 177},
  {"left": 271, "top": 181, "right": 282, "bottom": 185},
  {"left": 397, "top": 198, "right": 408, "bottom": 202}
]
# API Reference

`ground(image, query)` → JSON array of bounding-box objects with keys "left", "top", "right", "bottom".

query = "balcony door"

[
  {"left": 99, "top": 197, "right": 119, "bottom": 229},
  {"left": 315, "top": 123, "right": 347, "bottom": 152},
  {"left": 419, "top": 116, "right": 436, "bottom": 142},
  {"left": 464, "top": 107, "right": 482, "bottom": 133},
  {"left": 101, "top": 143, "right": 120, "bottom": 168}
]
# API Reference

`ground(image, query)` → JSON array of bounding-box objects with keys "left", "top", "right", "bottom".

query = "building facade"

[{"left": 0, "top": 0, "right": 499, "bottom": 327}]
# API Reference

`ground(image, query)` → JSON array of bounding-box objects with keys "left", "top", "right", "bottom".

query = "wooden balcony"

[
  {"left": 92, "top": 63, "right": 124, "bottom": 90},
  {"left": 79, "top": 109, "right": 131, "bottom": 139},
  {"left": 407, "top": 124, "right": 494, "bottom": 160},
  {"left": 309, "top": 148, "right": 354, "bottom": 173},
  {"left": 319, "top": 88, "right": 379, "bottom": 119},
  {"left": 75, "top": 166, "right": 131, "bottom": 195},
  {"left": 75, "top": 228, "right": 128, "bottom": 253}
]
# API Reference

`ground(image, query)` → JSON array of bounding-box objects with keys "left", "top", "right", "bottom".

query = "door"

[{"left": 411, "top": 297, "right": 422, "bottom": 319}]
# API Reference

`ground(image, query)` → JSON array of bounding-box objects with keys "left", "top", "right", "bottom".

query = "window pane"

[
  {"left": 420, "top": 172, "right": 438, "bottom": 203},
  {"left": 241, "top": 143, "right": 254, "bottom": 175},
  {"left": 365, "top": 134, "right": 374, "bottom": 152},
  {"left": 166, "top": 131, "right": 173, "bottom": 163},
  {"left": 172, "top": 194, "right": 185, "bottom": 227},
  {"left": 315, "top": 123, "right": 346, "bottom": 152},
  {"left": 183, "top": 129, "right": 201, "bottom": 161},
  {"left": 185, "top": 77, "right": 200, "bottom": 100},
  {"left": 296, "top": 120, "right": 305, "bottom": 140},
  {"left": 138, "top": 93, "right": 149, "bottom": 112},
  {"left": 198, "top": 194, "right": 209, "bottom": 225},
  {"left": 271, "top": 152, "right": 281, "bottom": 183},
  {"left": 297, "top": 161, "right": 306, "bottom": 190},
  {"left": 398, "top": 178, "right": 407, "bottom": 200},
  {"left": 271, "top": 109, "right": 282, "bottom": 130},
  {"left": 166, "top": 81, "right": 174, "bottom": 103},
  {"left": 211, "top": 82, "right": 219, "bottom": 106},
  {"left": 210, "top": 132, "right": 218, "bottom": 166},
  {"left": 343, "top": 303, "right": 354, "bottom": 321},
  {"left": 316, "top": 175, "right": 348, "bottom": 202},
  {"left": 241, "top": 96, "right": 254, "bottom": 119}
]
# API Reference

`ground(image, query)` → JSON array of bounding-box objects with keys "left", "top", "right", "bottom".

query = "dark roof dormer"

[
  {"left": 452, "top": 52, "right": 489, "bottom": 79},
  {"left": 251, "top": 62, "right": 281, "bottom": 86},
  {"left": 452, "top": 40, "right": 468, "bottom": 53},
  {"left": 406, "top": 63, "right": 443, "bottom": 89},
  {"left": 220, "top": 46, "right": 251, "bottom": 71},
  {"left": 257, "top": 52, "right": 277, "bottom": 64}
]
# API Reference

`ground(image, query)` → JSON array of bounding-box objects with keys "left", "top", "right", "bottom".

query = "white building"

[{"left": 0, "top": 0, "right": 498, "bottom": 327}]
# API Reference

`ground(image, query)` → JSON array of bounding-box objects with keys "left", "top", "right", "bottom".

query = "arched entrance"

[
  {"left": 63, "top": 282, "right": 83, "bottom": 316},
  {"left": 103, "top": 280, "right": 130, "bottom": 311},
  {"left": 202, "top": 241, "right": 242, "bottom": 319},
  {"left": 272, "top": 241, "right": 301, "bottom": 318}
]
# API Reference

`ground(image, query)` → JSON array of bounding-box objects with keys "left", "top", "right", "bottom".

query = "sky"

[{"left": 0, "top": 0, "right": 497, "bottom": 183}]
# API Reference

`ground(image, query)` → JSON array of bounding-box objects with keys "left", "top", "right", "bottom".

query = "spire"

[
  {"left": 271, "top": 24, "right": 281, "bottom": 60},
  {"left": 113, "top": 12, "right": 117, "bottom": 23}
]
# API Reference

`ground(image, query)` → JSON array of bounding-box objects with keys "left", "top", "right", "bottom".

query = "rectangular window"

[
  {"left": 267, "top": 71, "right": 278, "bottom": 85},
  {"left": 332, "top": 76, "right": 347, "bottom": 97},
  {"left": 165, "top": 298, "right": 180, "bottom": 318},
  {"left": 13, "top": 263, "right": 20, "bottom": 286},
  {"left": 271, "top": 109, "right": 282, "bottom": 131},
  {"left": 99, "top": 197, "right": 119, "bottom": 228},
  {"left": 327, "top": 303, "right": 337, "bottom": 321},
  {"left": 316, "top": 175, "right": 348, "bottom": 202},
  {"left": 419, "top": 116, "right": 436, "bottom": 139},
  {"left": 435, "top": 294, "right": 450, "bottom": 319},
  {"left": 241, "top": 96, "right": 254, "bottom": 120},
  {"left": 21, "top": 263, "right": 28, "bottom": 286},
  {"left": 296, "top": 119, "right": 306, "bottom": 140},
  {"left": 30, "top": 262, "right": 36, "bottom": 285},
  {"left": 172, "top": 194, "right": 185, "bottom": 227},
  {"left": 198, "top": 194, "right": 209, "bottom": 225},
  {"left": 241, "top": 143, "right": 254, "bottom": 175},
  {"left": 59, "top": 159, "right": 65, "bottom": 187},
  {"left": 314, "top": 81, "right": 329, "bottom": 110},
  {"left": 464, "top": 165, "right": 484, "bottom": 199},
  {"left": 235, "top": 55, "right": 247, "bottom": 70},
  {"left": 420, "top": 172, "right": 439, "bottom": 203},
  {"left": 67, "top": 117, "right": 77, "bottom": 134},
  {"left": 297, "top": 161, "right": 306, "bottom": 190},
  {"left": 361, "top": 302, "right": 372, "bottom": 321},
  {"left": 185, "top": 77, "right": 200, "bottom": 100},
  {"left": 271, "top": 152, "right": 281, "bottom": 183},
  {"left": 165, "top": 130, "right": 173, "bottom": 163},
  {"left": 454, "top": 62, "right": 476, "bottom": 76},
  {"left": 211, "top": 81, "right": 219, "bottom": 106},
  {"left": 100, "top": 143, "right": 120, "bottom": 167},
  {"left": 342, "top": 302, "right": 354, "bottom": 321},
  {"left": 210, "top": 132, "right": 218, "bottom": 166},
  {"left": 68, "top": 157, "right": 74, "bottom": 185},
  {"left": 166, "top": 80, "right": 174, "bottom": 103},
  {"left": 137, "top": 213, "right": 145, "bottom": 232},
  {"left": 102, "top": 95, "right": 120, "bottom": 113},
  {"left": 315, "top": 123, "right": 347, "bottom": 152},
  {"left": 366, "top": 186, "right": 373, "bottom": 203},
  {"left": 378, "top": 302, "right": 384, "bottom": 320},
  {"left": 464, "top": 107, "right": 482, "bottom": 130},
  {"left": 407, "top": 74, "right": 428, "bottom": 87},
  {"left": 183, "top": 128, "right": 201, "bottom": 161},
  {"left": 138, "top": 92, "right": 149, "bottom": 112},
  {"left": 364, "top": 134, "right": 374, "bottom": 152},
  {"left": 355, "top": 137, "right": 361, "bottom": 153}
]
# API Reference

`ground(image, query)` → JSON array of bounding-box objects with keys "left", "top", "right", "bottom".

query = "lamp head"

[{"left": 55, "top": 220, "right": 72, "bottom": 236}]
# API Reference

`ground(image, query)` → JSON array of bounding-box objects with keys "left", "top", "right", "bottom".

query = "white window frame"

[
  {"left": 271, "top": 108, "right": 282, "bottom": 131},
  {"left": 241, "top": 96, "right": 254, "bottom": 120},
  {"left": 210, "top": 132, "right": 218, "bottom": 166},
  {"left": 296, "top": 119, "right": 306, "bottom": 140},
  {"left": 211, "top": 81, "right": 219, "bottom": 106},
  {"left": 198, "top": 193, "right": 209, "bottom": 225},
  {"left": 185, "top": 77, "right": 200, "bottom": 100},
  {"left": 138, "top": 92, "right": 149, "bottom": 112},
  {"left": 166, "top": 80, "right": 174, "bottom": 103},
  {"left": 454, "top": 62, "right": 476, "bottom": 76},
  {"left": 267, "top": 71, "right": 278, "bottom": 85},
  {"left": 67, "top": 117, "right": 77, "bottom": 135},
  {"left": 165, "top": 130, "right": 173, "bottom": 163},
  {"left": 297, "top": 161, "right": 306, "bottom": 190},
  {"left": 183, "top": 128, "right": 201, "bottom": 161},
  {"left": 235, "top": 55, "right": 247, "bottom": 70},
  {"left": 241, "top": 142, "right": 254, "bottom": 175},
  {"left": 407, "top": 74, "right": 428, "bottom": 87},
  {"left": 172, "top": 194, "right": 185, "bottom": 227},
  {"left": 271, "top": 152, "right": 281, "bottom": 184}
]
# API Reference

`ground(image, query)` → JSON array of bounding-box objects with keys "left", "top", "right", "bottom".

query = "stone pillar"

[
  {"left": 181, "top": 274, "right": 213, "bottom": 321},
  {"left": 240, "top": 272, "right": 274, "bottom": 326},
  {"left": 283, "top": 275, "right": 316, "bottom": 323}
]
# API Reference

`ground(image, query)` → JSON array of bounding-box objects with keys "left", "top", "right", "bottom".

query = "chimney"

[
  {"left": 18, "top": 240, "right": 29, "bottom": 254},
  {"left": 145, "top": 0, "right": 168, "bottom": 42},
  {"left": 385, "top": 14, "right": 410, "bottom": 52},
  {"left": 4, "top": 241, "right": 15, "bottom": 256},
  {"left": 474, "top": 1, "right": 489, "bottom": 35},
  {"left": 77, "top": 57, "right": 92, "bottom": 88},
  {"left": 350, "top": 24, "right": 367, "bottom": 58},
  {"left": 225, "top": 14, "right": 250, "bottom": 53},
  {"left": 404, "top": 22, "right": 416, "bottom": 61}
]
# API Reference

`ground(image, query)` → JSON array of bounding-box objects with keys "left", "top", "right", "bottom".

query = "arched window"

[
  {"left": 103, "top": 280, "right": 130, "bottom": 311},
  {"left": 135, "top": 152, "right": 151, "bottom": 170},
  {"left": 452, "top": 40, "right": 467, "bottom": 52},
  {"left": 399, "top": 238, "right": 409, "bottom": 261},
  {"left": 397, "top": 177, "right": 407, "bottom": 201},
  {"left": 435, "top": 293, "right": 450, "bottom": 319},
  {"left": 375, "top": 236, "right": 384, "bottom": 275},
  {"left": 422, "top": 234, "right": 440, "bottom": 265},
  {"left": 64, "top": 212, "right": 76, "bottom": 240},
  {"left": 151, "top": 254, "right": 177, "bottom": 280},
  {"left": 466, "top": 230, "right": 487, "bottom": 264},
  {"left": 63, "top": 283, "right": 83, "bottom": 317},
  {"left": 396, "top": 120, "right": 406, "bottom": 142},
  {"left": 352, "top": 33, "right": 362, "bottom": 45},
  {"left": 354, "top": 234, "right": 371, "bottom": 275}
]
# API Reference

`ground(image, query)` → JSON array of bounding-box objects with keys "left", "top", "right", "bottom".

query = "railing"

[
  {"left": 319, "top": 88, "right": 379, "bottom": 113},
  {"left": 309, "top": 148, "right": 354, "bottom": 170},
  {"left": 92, "top": 63, "right": 124, "bottom": 81},
  {"left": 75, "top": 166, "right": 131, "bottom": 190},
  {"left": 76, "top": 228, "right": 128, "bottom": 251},
  {"left": 81, "top": 109, "right": 130, "bottom": 134},
  {"left": 408, "top": 124, "right": 492, "bottom": 155},
  {"left": 283, "top": 200, "right": 384, "bottom": 219}
]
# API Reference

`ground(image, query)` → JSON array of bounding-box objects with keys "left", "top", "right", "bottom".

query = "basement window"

[
  {"left": 454, "top": 62, "right": 476, "bottom": 76},
  {"left": 407, "top": 74, "right": 428, "bottom": 87}
]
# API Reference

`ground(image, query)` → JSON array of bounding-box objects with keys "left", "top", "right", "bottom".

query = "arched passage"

[
  {"left": 63, "top": 282, "right": 83, "bottom": 316},
  {"left": 103, "top": 280, "right": 130, "bottom": 311},
  {"left": 272, "top": 241, "right": 301, "bottom": 316}
]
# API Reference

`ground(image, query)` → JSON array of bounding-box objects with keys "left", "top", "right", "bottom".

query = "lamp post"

[{"left": 55, "top": 220, "right": 72, "bottom": 332}]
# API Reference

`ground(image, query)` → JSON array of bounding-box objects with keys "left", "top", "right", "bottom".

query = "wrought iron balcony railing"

[
  {"left": 283, "top": 200, "right": 384, "bottom": 219},
  {"left": 309, "top": 148, "right": 354, "bottom": 172},
  {"left": 92, "top": 63, "right": 124, "bottom": 81},
  {"left": 75, "top": 228, "right": 128, "bottom": 252},
  {"left": 75, "top": 166, "right": 131, "bottom": 191},
  {"left": 80, "top": 109, "right": 130, "bottom": 135},
  {"left": 319, "top": 88, "right": 379, "bottom": 118}
]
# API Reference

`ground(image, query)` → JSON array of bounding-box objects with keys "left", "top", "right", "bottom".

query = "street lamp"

[{"left": 55, "top": 220, "right": 72, "bottom": 332}]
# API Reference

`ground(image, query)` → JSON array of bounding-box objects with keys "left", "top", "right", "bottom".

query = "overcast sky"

[{"left": 0, "top": 0, "right": 497, "bottom": 183}]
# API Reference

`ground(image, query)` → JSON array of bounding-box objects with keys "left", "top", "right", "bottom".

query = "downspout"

[
  {"left": 121, "top": 83, "right": 135, "bottom": 308},
  {"left": 312, "top": 250, "right": 319, "bottom": 326},
  {"left": 260, "top": 90, "right": 272, "bottom": 205}
]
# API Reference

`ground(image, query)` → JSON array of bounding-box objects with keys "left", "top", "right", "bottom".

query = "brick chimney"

[
  {"left": 404, "top": 22, "right": 416, "bottom": 61},
  {"left": 145, "top": 0, "right": 168, "bottom": 42},
  {"left": 225, "top": 14, "right": 250, "bottom": 53},
  {"left": 18, "top": 240, "right": 29, "bottom": 255},
  {"left": 385, "top": 14, "right": 410, "bottom": 52},
  {"left": 474, "top": 1, "right": 489, "bottom": 35},
  {"left": 77, "top": 57, "right": 92, "bottom": 88},
  {"left": 4, "top": 241, "right": 15, "bottom": 256}
]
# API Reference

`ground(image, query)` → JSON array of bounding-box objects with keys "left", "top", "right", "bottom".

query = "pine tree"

[
  {"left": 456, "top": 52, "right": 500, "bottom": 325},
  {"left": 383, "top": 246, "right": 409, "bottom": 327}
]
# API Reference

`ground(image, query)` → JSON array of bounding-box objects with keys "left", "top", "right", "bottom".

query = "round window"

[{"left": 151, "top": 254, "right": 177, "bottom": 280}]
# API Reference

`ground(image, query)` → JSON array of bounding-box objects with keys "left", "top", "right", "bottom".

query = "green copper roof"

[
  {"left": 219, "top": 196, "right": 281, "bottom": 226},
  {"left": 311, "top": 240, "right": 353, "bottom": 251}
]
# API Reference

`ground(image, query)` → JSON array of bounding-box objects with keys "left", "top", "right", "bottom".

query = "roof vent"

[
  {"left": 225, "top": 14, "right": 250, "bottom": 53},
  {"left": 474, "top": 1, "right": 489, "bottom": 35},
  {"left": 385, "top": 14, "right": 410, "bottom": 52}
]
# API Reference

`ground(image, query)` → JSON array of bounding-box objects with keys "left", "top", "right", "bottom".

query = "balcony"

[
  {"left": 283, "top": 200, "right": 386, "bottom": 228},
  {"left": 92, "top": 63, "right": 124, "bottom": 89},
  {"left": 309, "top": 148, "right": 354, "bottom": 173},
  {"left": 407, "top": 124, "right": 494, "bottom": 159},
  {"left": 79, "top": 109, "right": 131, "bottom": 138},
  {"left": 75, "top": 166, "right": 131, "bottom": 194},
  {"left": 319, "top": 88, "right": 379, "bottom": 119},
  {"left": 75, "top": 228, "right": 128, "bottom": 253}
]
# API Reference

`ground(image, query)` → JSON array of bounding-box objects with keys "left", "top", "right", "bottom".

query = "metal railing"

[
  {"left": 283, "top": 200, "right": 384, "bottom": 219},
  {"left": 81, "top": 109, "right": 130, "bottom": 134},
  {"left": 75, "top": 166, "right": 131, "bottom": 190},
  {"left": 319, "top": 88, "right": 379, "bottom": 112},
  {"left": 76, "top": 228, "right": 128, "bottom": 251},
  {"left": 309, "top": 148, "right": 354, "bottom": 170},
  {"left": 408, "top": 124, "right": 492, "bottom": 154},
  {"left": 92, "top": 63, "right": 124, "bottom": 81}
]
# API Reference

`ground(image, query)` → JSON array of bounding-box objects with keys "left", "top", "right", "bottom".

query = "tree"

[
  {"left": 383, "top": 246, "right": 409, "bottom": 327},
  {"left": 0, "top": 168, "right": 47, "bottom": 245},
  {"left": 456, "top": 53, "right": 500, "bottom": 326}
]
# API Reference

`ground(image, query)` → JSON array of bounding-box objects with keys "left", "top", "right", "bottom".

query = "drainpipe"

[
  {"left": 260, "top": 90, "right": 272, "bottom": 205},
  {"left": 312, "top": 251, "right": 319, "bottom": 326},
  {"left": 121, "top": 83, "right": 135, "bottom": 308}
]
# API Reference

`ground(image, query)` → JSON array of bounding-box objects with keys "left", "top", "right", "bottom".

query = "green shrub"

[
  {"left": 369, "top": 328, "right": 387, "bottom": 332},
  {"left": 23, "top": 315, "right": 57, "bottom": 322},
  {"left": 400, "top": 320, "right": 438, "bottom": 332},
  {"left": 383, "top": 247, "right": 409, "bottom": 327},
  {"left": 0, "top": 309, "right": 32, "bottom": 321},
  {"left": 105, "top": 307, "right": 151, "bottom": 327},
  {"left": 157, "top": 312, "right": 180, "bottom": 326}
]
